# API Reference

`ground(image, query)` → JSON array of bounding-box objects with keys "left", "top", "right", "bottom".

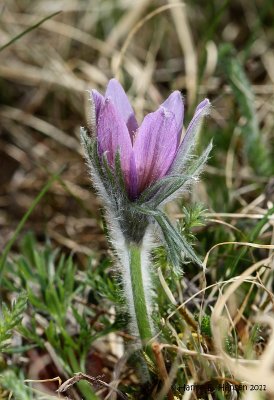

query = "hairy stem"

[{"left": 129, "top": 243, "right": 153, "bottom": 344}]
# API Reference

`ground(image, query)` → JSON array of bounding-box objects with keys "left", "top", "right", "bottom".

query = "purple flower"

[{"left": 90, "top": 79, "right": 210, "bottom": 200}]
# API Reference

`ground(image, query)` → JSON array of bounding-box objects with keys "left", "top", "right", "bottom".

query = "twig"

[
  {"left": 152, "top": 342, "right": 174, "bottom": 400},
  {"left": 57, "top": 373, "right": 128, "bottom": 400}
]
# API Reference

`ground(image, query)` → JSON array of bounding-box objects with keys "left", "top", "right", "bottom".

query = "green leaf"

[
  {"left": 134, "top": 206, "right": 203, "bottom": 273},
  {"left": 0, "top": 371, "right": 34, "bottom": 400},
  {"left": 0, "top": 292, "right": 28, "bottom": 351}
]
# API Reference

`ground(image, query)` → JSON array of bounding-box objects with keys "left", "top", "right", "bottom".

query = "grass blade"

[
  {"left": 0, "top": 11, "right": 61, "bottom": 52},
  {"left": 220, "top": 44, "right": 272, "bottom": 175},
  {"left": 0, "top": 167, "right": 65, "bottom": 283}
]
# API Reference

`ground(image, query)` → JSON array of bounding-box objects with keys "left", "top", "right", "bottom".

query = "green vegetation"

[{"left": 1, "top": 0, "right": 274, "bottom": 398}]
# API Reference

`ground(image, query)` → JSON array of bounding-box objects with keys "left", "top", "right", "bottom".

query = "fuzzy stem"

[{"left": 129, "top": 243, "right": 153, "bottom": 344}]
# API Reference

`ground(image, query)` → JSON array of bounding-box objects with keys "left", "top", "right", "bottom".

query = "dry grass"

[{"left": 1, "top": 0, "right": 274, "bottom": 399}]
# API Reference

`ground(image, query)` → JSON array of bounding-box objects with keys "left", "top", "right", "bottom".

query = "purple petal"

[
  {"left": 171, "top": 98, "right": 210, "bottom": 171},
  {"left": 161, "top": 90, "right": 184, "bottom": 138},
  {"left": 181, "top": 98, "right": 210, "bottom": 153},
  {"left": 97, "top": 98, "right": 133, "bottom": 173},
  {"left": 105, "top": 79, "right": 138, "bottom": 137},
  {"left": 127, "top": 151, "right": 138, "bottom": 200},
  {"left": 90, "top": 89, "right": 104, "bottom": 123},
  {"left": 133, "top": 107, "right": 178, "bottom": 194}
]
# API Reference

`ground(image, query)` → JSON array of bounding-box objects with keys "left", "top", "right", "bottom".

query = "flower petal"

[
  {"left": 171, "top": 98, "right": 210, "bottom": 172},
  {"left": 161, "top": 90, "right": 184, "bottom": 137},
  {"left": 105, "top": 79, "right": 138, "bottom": 137},
  {"left": 97, "top": 98, "right": 133, "bottom": 172},
  {"left": 127, "top": 151, "right": 138, "bottom": 200},
  {"left": 91, "top": 89, "right": 104, "bottom": 122},
  {"left": 133, "top": 107, "right": 178, "bottom": 194}
]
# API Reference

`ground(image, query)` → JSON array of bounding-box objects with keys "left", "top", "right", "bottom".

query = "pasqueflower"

[
  {"left": 81, "top": 79, "right": 211, "bottom": 353},
  {"left": 91, "top": 79, "right": 210, "bottom": 200},
  {"left": 82, "top": 79, "right": 211, "bottom": 266}
]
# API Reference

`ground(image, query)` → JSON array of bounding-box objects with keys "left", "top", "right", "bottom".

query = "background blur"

[
  {"left": 1, "top": 0, "right": 274, "bottom": 398},
  {"left": 1, "top": 0, "right": 273, "bottom": 258}
]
